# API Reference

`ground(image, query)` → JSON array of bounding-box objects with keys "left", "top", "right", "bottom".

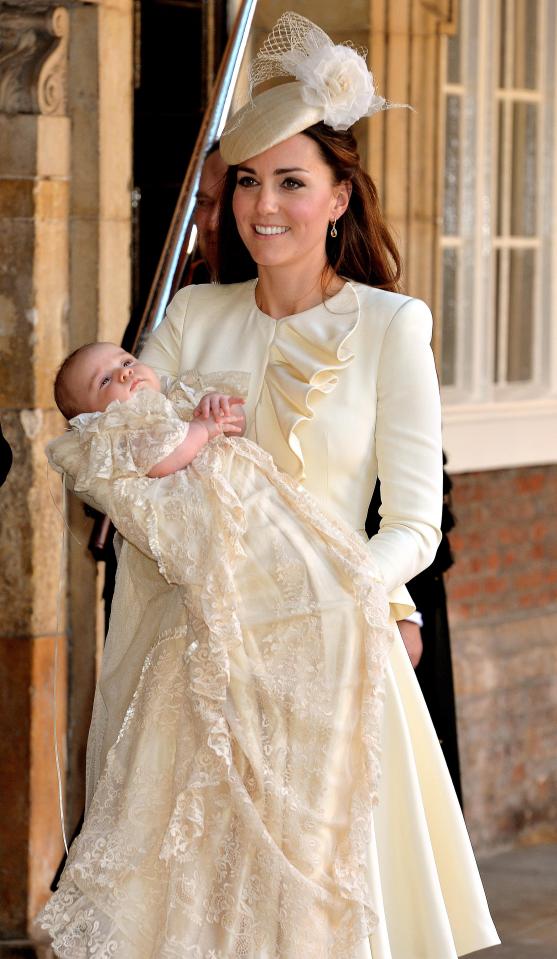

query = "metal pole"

[{"left": 132, "top": 0, "right": 258, "bottom": 349}]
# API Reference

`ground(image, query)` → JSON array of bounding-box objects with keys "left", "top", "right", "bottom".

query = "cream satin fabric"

[
  {"left": 142, "top": 279, "right": 443, "bottom": 620},
  {"left": 82, "top": 279, "right": 499, "bottom": 958}
]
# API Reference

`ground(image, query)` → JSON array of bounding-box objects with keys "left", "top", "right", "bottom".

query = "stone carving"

[{"left": 0, "top": 4, "right": 69, "bottom": 115}]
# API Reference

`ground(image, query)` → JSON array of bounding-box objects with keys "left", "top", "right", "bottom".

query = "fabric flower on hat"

[{"left": 282, "top": 43, "right": 386, "bottom": 131}]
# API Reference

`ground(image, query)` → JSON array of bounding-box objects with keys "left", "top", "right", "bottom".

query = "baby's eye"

[
  {"left": 100, "top": 376, "right": 110, "bottom": 388},
  {"left": 236, "top": 175, "right": 258, "bottom": 188},
  {"left": 122, "top": 359, "right": 134, "bottom": 367},
  {"left": 282, "top": 177, "right": 304, "bottom": 190}
]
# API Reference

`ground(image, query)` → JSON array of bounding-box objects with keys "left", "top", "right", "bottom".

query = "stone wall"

[
  {"left": 0, "top": 0, "right": 132, "bottom": 942},
  {"left": 0, "top": 93, "right": 71, "bottom": 942},
  {"left": 446, "top": 465, "right": 557, "bottom": 852}
]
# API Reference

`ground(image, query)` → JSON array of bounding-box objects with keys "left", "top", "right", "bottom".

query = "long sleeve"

[
  {"left": 139, "top": 286, "right": 194, "bottom": 377},
  {"left": 367, "top": 297, "right": 443, "bottom": 597}
]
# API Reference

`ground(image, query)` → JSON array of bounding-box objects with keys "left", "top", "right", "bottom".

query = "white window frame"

[{"left": 438, "top": 0, "right": 557, "bottom": 473}]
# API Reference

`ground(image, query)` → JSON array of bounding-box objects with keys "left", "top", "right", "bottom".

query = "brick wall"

[
  {"left": 447, "top": 466, "right": 557, "bottom": 624},
  {"left": 445, "top": 464, "right": 557, "bottom": 852}
]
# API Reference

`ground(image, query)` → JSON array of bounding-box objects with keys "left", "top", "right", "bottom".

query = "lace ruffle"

[
  {"left": 162, "top": 369, "right": 251, "bottom": 421},
  {"left": 66, "top": 390, "right": 189, "bottom": 489},
  {"left": 41, "top": 404, "right": 393, "bottom": 958},
  {"left": 262, "top": 281, "right": 359, "bottom": 479}
]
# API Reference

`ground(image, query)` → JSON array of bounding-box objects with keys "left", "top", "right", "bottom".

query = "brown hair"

[
  {"left": 215, "top": 122, "right": 401, "bottom": 291},
  {"left": 54, "top": 343, "right": 96, "bottom": 420}
]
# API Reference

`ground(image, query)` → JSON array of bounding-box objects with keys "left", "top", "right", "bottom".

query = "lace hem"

[{"left": 40, "top": 436, "right": 393, "bottom": 958}]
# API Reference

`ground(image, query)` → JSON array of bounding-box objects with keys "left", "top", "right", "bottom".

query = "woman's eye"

[
  {"left": 236, "top": 175, "right": 257, "bottom": 188},
  {"left": 282, "top": 178, "right": 303, "bottom": 190}
]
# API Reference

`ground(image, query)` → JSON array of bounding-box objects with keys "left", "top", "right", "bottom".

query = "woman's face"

[{"left": 232, "top": 134, "right": 349, "bottom": 273}]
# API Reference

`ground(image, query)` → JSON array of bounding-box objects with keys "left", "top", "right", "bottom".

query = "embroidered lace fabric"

[{"left": 41, "top": 382, "right": 393, "bottom": 958}]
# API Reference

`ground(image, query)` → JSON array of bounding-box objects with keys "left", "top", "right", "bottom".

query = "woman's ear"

[{"left": 332, "top": 180, "right": 352, "bottom": 219}]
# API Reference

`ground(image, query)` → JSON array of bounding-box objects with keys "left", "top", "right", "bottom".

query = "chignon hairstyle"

[{"left": 215, "top": 121, "right": 401, "bottom": 292}]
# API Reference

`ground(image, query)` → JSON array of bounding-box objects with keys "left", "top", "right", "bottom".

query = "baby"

[{"left": 54, "top": 341, "right": 246, "bottom": 476}]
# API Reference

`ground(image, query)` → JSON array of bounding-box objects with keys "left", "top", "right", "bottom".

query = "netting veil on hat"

[{"left": 220, "top": 12, "right": 406, "bottom": 164}]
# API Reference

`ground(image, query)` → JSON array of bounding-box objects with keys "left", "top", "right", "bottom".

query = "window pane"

[
  {"left": 513, "top": 0, "right": 538, "bottom": 89},
  {"left": 507, "top": 248, "right": 535, "bottom": 382},
  {"left": 511, "top": 103, "right": 537, "bottom": 235},
  {"left": 447, "top": 11, "right": 461, "bottom": 84},
  {"left": 494, "top": 249, "right": 504, "bottom": 383},
  {"left": 443, "top": 96, "right": 461, "bottom": 235},
  {"left": 499, "top": 0, "right": 538, "bottom": 89},
  {"left": 441, "top": 248, "right": 458, "bottom": 386},
  {"left": 496, "top": 101, "right": 507, "bottom": 236}
]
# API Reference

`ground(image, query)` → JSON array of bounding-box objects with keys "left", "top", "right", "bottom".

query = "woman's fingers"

[
  {"left": 195, "top": 396, "right": 212, "bottom": 419},
  {"left": 211, "top": 395, "right": 225, "bottom": 417}
]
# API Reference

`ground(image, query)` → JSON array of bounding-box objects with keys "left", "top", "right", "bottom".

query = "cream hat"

[
  {"left": 220, "top": 82, "right": 323, "bottom": 165},
  {"left": 220, "top": 12, "right": 401, "bottom": 166}
]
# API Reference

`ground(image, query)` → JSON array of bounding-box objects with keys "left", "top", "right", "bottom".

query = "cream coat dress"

[{"left": 84, "top": 279, "right": 499, "bottom": 958}]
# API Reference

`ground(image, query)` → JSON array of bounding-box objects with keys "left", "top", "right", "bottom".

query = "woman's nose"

[{"left": 255, "top": 185, "right": 278, "bottom": 215}]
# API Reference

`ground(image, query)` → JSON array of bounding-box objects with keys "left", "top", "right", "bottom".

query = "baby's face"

[{"left": 66, "top": 343, "right": 161, "bottom": 414}]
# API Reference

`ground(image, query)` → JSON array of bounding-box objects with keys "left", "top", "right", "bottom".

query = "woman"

[{"left": 70, "top": 13, "right": 499, "bottom": 958}]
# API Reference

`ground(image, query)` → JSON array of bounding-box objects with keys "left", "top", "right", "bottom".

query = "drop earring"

[{"left": 330, "top": 219, "right": 338, "bottom": 238}]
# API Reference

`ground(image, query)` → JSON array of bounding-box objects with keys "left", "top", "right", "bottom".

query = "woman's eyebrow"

[{"left": 236, "top": 165, "right": 310, "bottom": 175}]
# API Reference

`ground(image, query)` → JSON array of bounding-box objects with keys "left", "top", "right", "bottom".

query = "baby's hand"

[{"left": 193, "top": 393, "right": 245, "bottom": 421}]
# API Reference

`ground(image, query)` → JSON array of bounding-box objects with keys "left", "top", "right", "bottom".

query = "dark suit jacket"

[{"left": 0, "top": 422, "right": 12, "bottom": 487}]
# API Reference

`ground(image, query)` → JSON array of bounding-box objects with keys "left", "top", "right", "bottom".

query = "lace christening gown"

[{"left": 40, "top": 376, "right": 395, "bottom": 959}]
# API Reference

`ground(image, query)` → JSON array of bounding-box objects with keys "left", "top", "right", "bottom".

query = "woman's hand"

[
  {"left": 194, "top": 393, "right": 245, "bottom": 421},
  {"left": 397, "top": 619, "right": 423, "bottom": 668},
  {"left": 204, "top": 411, "right": 244, "bottom": 440}
]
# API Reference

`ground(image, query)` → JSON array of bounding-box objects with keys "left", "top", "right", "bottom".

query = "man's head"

[
  {"left": 194, "top": 144, "right": 228, "bottom": 277},
  {"left": 54, "top": 342, "right": 161, "bottom": 419}
]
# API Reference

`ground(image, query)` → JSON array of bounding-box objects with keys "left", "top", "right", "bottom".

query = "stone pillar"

[
  {"left": 368, "top": 0, "right": 456, "bottom": 340},
  {"left": 64, "top": 0, "right": 133, "bottom": 838},
  {"left": 0, "top": 0, "right": 132, "bottom": 945},
  {"left": 0, "top": 4, "right": 71, "bottom": 940}
]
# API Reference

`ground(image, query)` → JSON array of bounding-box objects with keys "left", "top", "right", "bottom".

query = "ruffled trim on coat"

[{"left": 263, "top": 280, "right": 360, "bottom": 479}]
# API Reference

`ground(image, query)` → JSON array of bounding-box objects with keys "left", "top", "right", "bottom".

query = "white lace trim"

[{"left": 40, "top": 394, "right": 393, "bottom": 958}]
